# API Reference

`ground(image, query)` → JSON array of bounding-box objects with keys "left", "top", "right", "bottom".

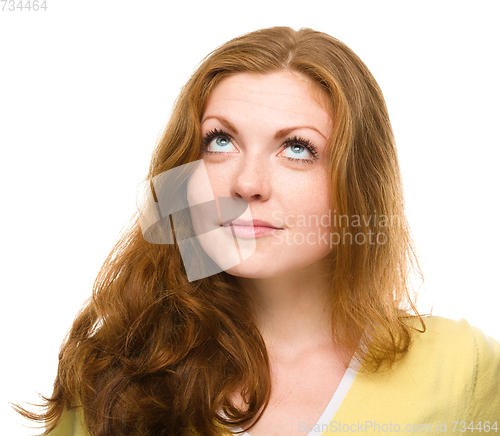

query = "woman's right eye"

[
  {"left": 207, "top": 136, "right": 234, "bottom": 152},
  {"left": 201, "top": 129, "right": 237, "bottom": 154}
]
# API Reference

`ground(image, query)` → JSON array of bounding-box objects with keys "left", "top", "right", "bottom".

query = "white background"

[{"left": 1, "top": 1, "right": 499, "bottom": 434}]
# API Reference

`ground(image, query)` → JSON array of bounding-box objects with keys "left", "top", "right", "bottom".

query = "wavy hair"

[{"left": 17, "top": 26, "right": 425, "bottom": 436}]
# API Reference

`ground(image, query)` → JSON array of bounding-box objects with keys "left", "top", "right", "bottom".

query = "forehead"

[{"left": 203, "top": 71, "right": 333, "bottom": 134}]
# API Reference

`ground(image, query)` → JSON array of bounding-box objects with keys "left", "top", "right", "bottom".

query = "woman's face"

[{"left": 189, "top": 71, "right": 333, "bottom": 279}]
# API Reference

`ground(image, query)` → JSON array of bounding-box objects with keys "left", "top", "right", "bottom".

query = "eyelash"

[
  {"left": 200, "top": 128, "right": 319, "bottom": 164},
  {"left": 283, "top": 137, "right": 318, "bottom": 164},
  {"left": 201, "top": 128, "right": 230, "bottom": 150}
]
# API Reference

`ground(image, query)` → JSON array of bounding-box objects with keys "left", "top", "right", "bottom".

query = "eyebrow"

[{"left": 201, "top": 115, "right": 328, "bottom": 141}]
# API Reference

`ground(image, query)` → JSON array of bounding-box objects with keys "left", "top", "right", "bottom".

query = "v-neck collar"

[{"left": 228, "top": 356, "right": 360, "bottom": 436}]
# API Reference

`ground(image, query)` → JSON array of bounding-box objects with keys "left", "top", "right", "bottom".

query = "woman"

[{"left": 18, "top": 27, "right": 500, "bottom": 436}]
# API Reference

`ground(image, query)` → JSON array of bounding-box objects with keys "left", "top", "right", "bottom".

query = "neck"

[{"left": 236, "top": 258, "right": 336, "bottom": 359}]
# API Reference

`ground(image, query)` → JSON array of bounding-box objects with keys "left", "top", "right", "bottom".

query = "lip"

[
  {"left": 221, "top": 218, "right": 283, "bottom": 238},
  {"left": 222, "top": 218, "right": 280, "bottom": 228}
]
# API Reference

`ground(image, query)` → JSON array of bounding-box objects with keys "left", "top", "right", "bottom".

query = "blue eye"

[
  {"left": 281, "top": 137, "right": 318, "bottom": 163},
  {"left": 201, "top": 129, "right": 319, "bottom": 163},
  {"left": 201, "top": 129, "right": 236, "bottom": 153},
  {"left": 282, "top": 144, "right": 312, "bottom": 160},
  {"left": 210, "top": 136, "right": 232, "bottom": 151}
]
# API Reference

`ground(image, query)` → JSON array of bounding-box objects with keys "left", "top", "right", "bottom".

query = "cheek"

[
  {"left": 291, "top": 174, "right": 331, "bottom": 210},
  {"left": 187, "top": 161, "right": 215, "bottom": 206},
  {"left": 311, "top": 173, "right": 332, "bottom": 209},
  {"left": 202, "top": 161, "right": 234, "bottom": 196},
  {"left": 287, "top": 175, "right": 332, "bottom": 234}
]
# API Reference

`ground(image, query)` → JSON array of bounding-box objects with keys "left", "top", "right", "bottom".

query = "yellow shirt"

[
  {"left": 315, "top": 316, "right": 500, "bottom": 435},
  {"left": 47, "top": 316, "right": 500, "bottom": 435}
]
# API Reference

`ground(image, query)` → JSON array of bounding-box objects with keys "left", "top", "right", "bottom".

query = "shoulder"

[
  {"left": 404, "top": 316, "right": 500, "bottom": 419},
  {"left": 403, "top": 315, "right": 500, "bottom": 375},
  {"left": 335, "top": 316, "right": 499, "bottom": 427},
  {"left": 46, "top": 407, "right": 216, "bottom": 436},
  {"left": 405, "top": 315, "right": 500, "bottom": 361},
  {"left": 46, "top": 408, "right": 91, "bottom": 436}
]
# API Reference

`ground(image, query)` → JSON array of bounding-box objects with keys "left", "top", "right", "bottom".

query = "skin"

[
  {"left": 194, "top": 70, "right": 339, "bottom": 348},
  {"left": 190, "top": 71, "right": 350, "bottom": 435}
]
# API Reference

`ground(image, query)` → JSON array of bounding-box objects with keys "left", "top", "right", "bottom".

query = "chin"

[
  {"left": 222, "top": 253, "right": 329, "bottom": 280},
  {"left": 224, "top": 264, "right": 278, "bottom": 279}
]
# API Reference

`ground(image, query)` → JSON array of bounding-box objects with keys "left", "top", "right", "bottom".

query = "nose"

[{"left": 230, "top": 153, "right": 271, "bottom": 202}]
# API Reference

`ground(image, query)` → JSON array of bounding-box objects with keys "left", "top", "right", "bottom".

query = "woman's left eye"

[
  {"left": 282, "top": 144, "right": 312, "bottom": 160},
  {"left": 281, "top": 138, "right": 318, "bottom": 163}
]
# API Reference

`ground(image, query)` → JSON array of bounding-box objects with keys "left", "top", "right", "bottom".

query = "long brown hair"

[{"left": 17, "top": 26, "right": 425, "bottom": 436}]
